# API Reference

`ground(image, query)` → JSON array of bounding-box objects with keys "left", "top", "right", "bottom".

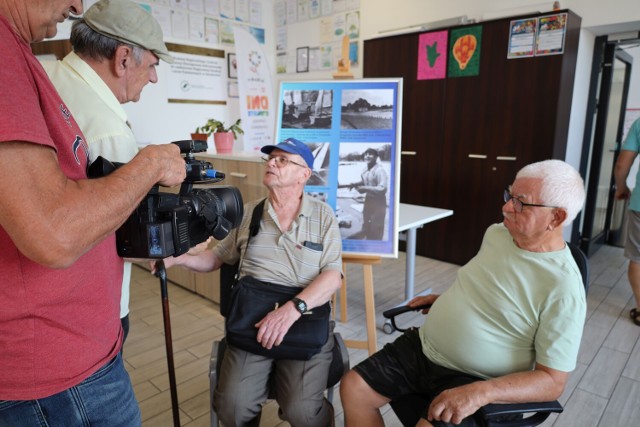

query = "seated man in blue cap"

[{"left": 162, "top": 138, "right": 343, "bottom": 427}]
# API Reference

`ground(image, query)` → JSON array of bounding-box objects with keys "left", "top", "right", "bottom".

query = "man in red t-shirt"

[{"left": 0, "top": 1, "right": 187, "bottom": 425}]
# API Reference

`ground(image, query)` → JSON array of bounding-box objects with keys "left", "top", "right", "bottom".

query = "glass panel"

[{"left": 591, "top": 57, "right": 626, "bottom": 238}]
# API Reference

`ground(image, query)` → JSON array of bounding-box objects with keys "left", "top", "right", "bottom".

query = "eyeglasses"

[
  {"left": 261, "top": 155, "right": 307, "bottom": 169},
  {"left": 503, "top": 187, "right": 560, "bottom": 213}
]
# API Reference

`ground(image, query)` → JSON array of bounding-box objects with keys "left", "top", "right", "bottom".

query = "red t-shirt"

[{"left": 0, "top": 15, "right": 123, "bottom": 400}]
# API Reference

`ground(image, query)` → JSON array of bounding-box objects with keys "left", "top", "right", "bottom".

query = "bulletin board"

[{"left": 276, "top": 79, "right": 403, "bottom": 257}]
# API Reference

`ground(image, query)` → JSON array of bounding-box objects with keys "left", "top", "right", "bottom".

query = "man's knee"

[
  {"left": 213, "top": 387, "right": 261, "bottom": 426},
  {"left": 279, "top": 396, "right": 331, "bottom": 427},
  {"left": 340, "top": 369, "right": 384, "bottom": 407}
]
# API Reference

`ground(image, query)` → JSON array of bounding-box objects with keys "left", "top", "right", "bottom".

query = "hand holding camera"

[{"left": 89, "top": 140, "right": 244, "bottom": 259}]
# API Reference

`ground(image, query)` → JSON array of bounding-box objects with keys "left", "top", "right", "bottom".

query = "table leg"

[{"left": 405, "top": 227, "right": 417, "bottom": 300}]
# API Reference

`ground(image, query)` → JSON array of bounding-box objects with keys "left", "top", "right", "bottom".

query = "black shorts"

[{"left": 353, "top": 328, "right": 482, "bottom": 426}]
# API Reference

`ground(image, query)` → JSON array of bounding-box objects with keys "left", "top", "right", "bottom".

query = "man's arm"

[
  {"left": 156, "top": 245, "right": 223, "bottom": 273},
  {"left": 614, "top": 150, "right": 637, "bottom": 200},
  {"left": 0, "top": 142, "right": 185, "bottom": 268},
  {"left": 427, "top": 363, "right": 568, "bottom": 425}
]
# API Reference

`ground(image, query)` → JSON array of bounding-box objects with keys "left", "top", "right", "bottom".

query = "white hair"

[{"left": 515, "top": 159, "right": 585, "bottom": 226}]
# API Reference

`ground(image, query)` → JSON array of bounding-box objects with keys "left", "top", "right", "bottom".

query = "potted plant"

[{"left": 192, "top": 118, "right": 244, "bottom": 154}]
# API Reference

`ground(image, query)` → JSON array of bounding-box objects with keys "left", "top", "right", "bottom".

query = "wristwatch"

[{"left": 291, "top": 297, "right": 308, "bottom": 315}]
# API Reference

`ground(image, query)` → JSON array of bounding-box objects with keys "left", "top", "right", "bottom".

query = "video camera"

[{"left": 88, "top": 140, "right": 244, "bottom": 258}]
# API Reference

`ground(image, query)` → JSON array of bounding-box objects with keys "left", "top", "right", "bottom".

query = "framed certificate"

[
  {"left": 227, "top": 52, "right": 237, "bottom": 79},
  {"left": 296, "top": 47, "right": 309, "bottom": 73}
]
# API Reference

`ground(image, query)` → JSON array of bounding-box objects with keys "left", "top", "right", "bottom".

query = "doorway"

[{"left": 579, "top": 37, "right": 635, "bottom": 256}]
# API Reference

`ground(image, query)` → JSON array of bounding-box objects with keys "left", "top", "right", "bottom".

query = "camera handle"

[{"left": 153, "top": 260, "right": 181, "bottom": 427}]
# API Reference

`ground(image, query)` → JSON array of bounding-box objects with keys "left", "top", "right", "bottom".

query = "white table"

[
  {"left": 398, "top": 203, "right": 454, "bottom": 300},
  {"left": 381, "top": 204, "right": 453, "bottom": 334}
]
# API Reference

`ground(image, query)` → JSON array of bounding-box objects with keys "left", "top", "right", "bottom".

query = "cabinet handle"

[
  {"left": 468, "top": 154, "right": 487, "bottom": 159},
  {"left": 401, "top": 151, "right": 417, "bottom": 156},
  {"left": 230, "top": 172, "right": 247, "bottom": 179},
  {"left": 496, "top": 156, "right": 517, "bottom": 161}
]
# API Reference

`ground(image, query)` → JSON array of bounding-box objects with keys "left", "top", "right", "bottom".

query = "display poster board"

[{"left": 276, "top": 79, "right": 403, "bottom": 257}]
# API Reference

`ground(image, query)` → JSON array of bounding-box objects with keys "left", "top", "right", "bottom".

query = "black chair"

[
  {"left": 209, "top": 322, "right": 349, "bottom": 427},
  {"left": 382, "top": 242, "right": 589, "bottom": 427}
]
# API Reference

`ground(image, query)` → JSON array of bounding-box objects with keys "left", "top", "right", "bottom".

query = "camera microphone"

[{"left": 206, "top": 169, "right": 225, "bottom": 179}]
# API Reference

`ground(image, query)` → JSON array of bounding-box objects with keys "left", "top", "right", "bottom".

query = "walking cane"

[{"left": 154, "top": 260, "right": 181, "bottom": 427}]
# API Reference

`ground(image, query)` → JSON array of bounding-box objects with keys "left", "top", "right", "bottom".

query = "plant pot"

[
  {"left": 214, "top": 132, "right": 234, "bottom": 154},
  {"left": 190, "top": 133, "right": 208, "bottom": 142}
]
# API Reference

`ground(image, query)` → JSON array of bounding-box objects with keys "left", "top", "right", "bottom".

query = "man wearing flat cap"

[
  {"left": 162, "top": 138, "right": 343, "bottom": 426},
  {"left": 43, "top": 0, "right": 174, "bottom": 346}
]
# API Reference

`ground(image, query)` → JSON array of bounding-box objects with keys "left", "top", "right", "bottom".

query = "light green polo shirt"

[
  {"left": 621, "top": 118, "right": 640, "bottom": 211},
  {"left": 214, "top": 195, "right": 343, "bottom": 287},
  {"left": 420, "top": 223, "right": 586, "bottom": 379}
]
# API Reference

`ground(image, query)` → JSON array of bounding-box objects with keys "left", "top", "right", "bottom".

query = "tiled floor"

[{"left": 124, "top": 243, "right": 640, "bottom": 426}]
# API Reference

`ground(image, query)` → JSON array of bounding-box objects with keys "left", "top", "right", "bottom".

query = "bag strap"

[
  {"left": 236, "top": 198, "right": 266, "bottom": 278},
  {"left": 249, "top": 198, "right": 266, "bottom": 239}
]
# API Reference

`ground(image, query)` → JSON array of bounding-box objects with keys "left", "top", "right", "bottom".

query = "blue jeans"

[{"left": 0, "top": 353, "right": 141, "bottom": 427}]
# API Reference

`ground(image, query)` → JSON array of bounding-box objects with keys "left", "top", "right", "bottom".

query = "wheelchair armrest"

[
  {"left": 382, "top": 304, "right": 431, "bottom": 333},
  {"left": 382, "top": 304, "right": 431, "bottom": 319},
  {"left": 478, "top": 401, "right": 563, "bottom": 426}
]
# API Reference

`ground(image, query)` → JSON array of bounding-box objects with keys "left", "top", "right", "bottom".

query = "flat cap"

[{"left": 83, "top": 0, "right": 174, "bottom": 63}]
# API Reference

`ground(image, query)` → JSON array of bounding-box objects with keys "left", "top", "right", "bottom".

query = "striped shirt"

[{"left": 213, "top": 195, "right": 343, "bottom": 287}]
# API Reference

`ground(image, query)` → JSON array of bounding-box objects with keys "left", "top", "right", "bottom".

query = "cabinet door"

[
  {"left": 166, "top": 266, "right": 196, "bottom": 292},
  {"left": 233, "top": 160, "right": 268, "bottom": 202},
  {"left": 194, "top": 271, "right": 220, "bottom": 303}
]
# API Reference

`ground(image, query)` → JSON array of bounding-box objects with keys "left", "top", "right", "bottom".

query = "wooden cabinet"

[
  {"left": 163, "top": 154, "right": 266, "bottom": 303},
  {"left": 205, "top": 155, "right": 268, "bottom": 203},
  {"left": 364, "top": 10, "right": 581, "bottom": 265}
]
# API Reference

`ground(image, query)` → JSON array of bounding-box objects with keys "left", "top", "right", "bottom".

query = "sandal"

[{"left": 631, "top": 308, "right": 640, "bottom": 326}]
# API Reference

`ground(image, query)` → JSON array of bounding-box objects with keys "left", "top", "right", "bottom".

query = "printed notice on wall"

[
  {"left": 535, "top": 13, "right": 567, "bottom": 56},
  {"left": 507, "top": 18, "right": 536, "bottom": 58},
  {"left": 166, "top": 44, "right": 227, "bottom": 104}
]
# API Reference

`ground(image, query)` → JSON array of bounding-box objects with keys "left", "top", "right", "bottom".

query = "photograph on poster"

[
  {"left": 337, "top": 142, "right": 390, "bottom": 241},
  {"left": 281, "top": 89, "right": 333, "bottom": 129},
  {"left": 340, "top": 88, "right": 394, "bottom": 129},
  {"left": 276, "top": 79, "right": 402, "bottom": 257}
]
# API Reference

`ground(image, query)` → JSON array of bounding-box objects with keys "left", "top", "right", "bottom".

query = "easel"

[{"left": 334, "top": 254, "right": 381, "bottom": 355}]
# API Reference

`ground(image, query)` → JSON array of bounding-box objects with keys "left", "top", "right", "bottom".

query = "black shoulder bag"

[{"left": 221, "top": 199, "right": 331, "bottom": 360}]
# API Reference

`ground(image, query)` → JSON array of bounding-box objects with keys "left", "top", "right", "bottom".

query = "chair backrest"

[{"left": 567, "top": 241, "right": 589, "bottom": 295}]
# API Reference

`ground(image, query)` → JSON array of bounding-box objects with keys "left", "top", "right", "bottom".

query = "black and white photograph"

[
  {"left": 340, "top": 88, "right": 395, "bottom": 129},
  {"left": 305, "top": 141, "right": 331, "bottom": 186},
  {"left": 281, "top": 89, "right": 333, "bottom": 129},
  {"left": 337, "top": 142, "right": 391, "bottom": 241}
]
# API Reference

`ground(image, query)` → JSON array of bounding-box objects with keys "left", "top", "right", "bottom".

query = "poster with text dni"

[{"left": 276, "top": 79, "right": 403, "bottom": 257}]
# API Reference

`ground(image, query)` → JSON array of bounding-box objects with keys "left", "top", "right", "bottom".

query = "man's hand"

[
  {"left": 407, "top": 294, "right": 439, "bottom": 313},
  {"left": 615, "top": 184, "right": 631, "bottom": 200},
  {"left": 427, "top": 383, "right": 484, "bottom": 425},
  {"left": 255, "top": 301, "right": 301, "bottom": 349},
  {"left": 134, "top": 143, "right": 186, "bottom": 188}
]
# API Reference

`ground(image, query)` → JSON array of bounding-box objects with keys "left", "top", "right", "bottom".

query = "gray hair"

[
  {"left": 516, "top": 159, "right": 585, "bottom": 226},
  {"left": 70, "top": 20, "right": 145, "bottom": 64}
]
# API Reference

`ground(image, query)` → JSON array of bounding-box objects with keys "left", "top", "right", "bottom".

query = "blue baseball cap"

[{"left": 261, "top": 138, "right": 314, "bottom": 169}]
